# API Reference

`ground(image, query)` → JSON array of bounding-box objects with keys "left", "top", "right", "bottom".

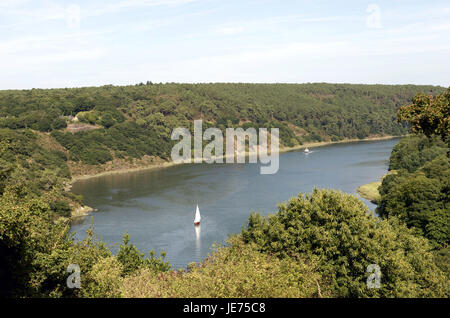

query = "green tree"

[
  {"left": 241, "top": 188, "right": 448, "bottom": 297},
  {"left": 378, "top": 142, "right": 449, "bottom": 249},
  {"left": 117, "top": 232, "right": 170, "bottom": 276},
  {"left": 0, "top": 191, "right": 73, "bottom": 297},
  {"left": 100, "top": 113, "right": 115, "bottom": 128},
  {"left": 398, "top": 87, "right": 450, "bottom": 144}
]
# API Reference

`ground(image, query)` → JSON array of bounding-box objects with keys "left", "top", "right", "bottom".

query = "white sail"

[{"left": 194, "top": 205, "right": 201, "bottom": 224}]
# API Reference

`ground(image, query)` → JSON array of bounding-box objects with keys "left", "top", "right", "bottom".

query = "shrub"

[
  {"left": 121, "top": 237, "right": 325, "bottom": 298},
  {"left": 241, "top": 188, "right": 448, "bottom": 297},
  {"left": 50, "top": 200, "right": 71, "bottom": 217}
]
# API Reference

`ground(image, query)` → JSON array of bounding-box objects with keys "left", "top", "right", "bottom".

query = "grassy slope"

[{"left": 357, "top": 170, "right": 397, "bottom": 203}]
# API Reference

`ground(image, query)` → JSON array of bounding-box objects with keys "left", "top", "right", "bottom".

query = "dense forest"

[
  {"left": 0, "top": 84, "right": 448, "bottom": 297},
  {"left": 0, "top": 83, "right": 443, "bottom": 168},
  {"left": 376, "top": 136, "right": 449, "bottom": 270}
]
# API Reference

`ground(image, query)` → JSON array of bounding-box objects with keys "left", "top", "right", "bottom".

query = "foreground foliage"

[
  {"left": 121, "top": 238, "right": 326, "bottom": 298},
  {"left": 241, "top": 189, "right": 448, "bottom": 297}
]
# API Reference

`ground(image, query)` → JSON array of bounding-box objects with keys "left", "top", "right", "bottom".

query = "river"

[{"left": 70, "top": 138, "right": 399, "bottom": 268}]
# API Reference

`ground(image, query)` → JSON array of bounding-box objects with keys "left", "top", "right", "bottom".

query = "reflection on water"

[
  {"left": 70, "top": 138, "right": 400, "bottom": 268},
  {"left": 194, "top": 225, "right": 201, "bottom": 261},
  {"left": 71, "top": 216, "right": 86, "bottom": 226},
  {"left": 352, "top": 159, "right": 389, "bottom": 167}
]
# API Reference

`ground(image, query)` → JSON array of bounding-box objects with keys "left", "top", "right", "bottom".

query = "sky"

[{"left": 1, "top": 0, "right": 449, "bottom": 89}]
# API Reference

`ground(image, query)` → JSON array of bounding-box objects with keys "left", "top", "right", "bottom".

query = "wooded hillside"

[{"left": 0, "top": 83, "right": 444, "bottom": 167}]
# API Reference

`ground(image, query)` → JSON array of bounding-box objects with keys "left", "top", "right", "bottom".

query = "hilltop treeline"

[{"left": 0, "top": 83, "right": 444, "bottom": 167}]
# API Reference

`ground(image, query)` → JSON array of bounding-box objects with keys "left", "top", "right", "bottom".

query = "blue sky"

[{"left": 1, "top": 0, "right": 449, "bottom": 89}]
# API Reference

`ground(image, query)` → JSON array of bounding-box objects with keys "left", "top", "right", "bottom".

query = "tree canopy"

[
  {"left": 241, "top": 188, "right": 448, "bottom": 297},
  {"left": 398, "top": 87, "right": 450, "bottom": 145}
]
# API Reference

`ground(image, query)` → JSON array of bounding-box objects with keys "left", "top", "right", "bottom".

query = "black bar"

[{"left": 1, "top": 298, "right": 448, "bottom": 316}]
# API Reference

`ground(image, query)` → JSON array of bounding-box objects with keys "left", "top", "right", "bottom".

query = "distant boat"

[
  {"left": 304, "top": 147, "right": 311, "bottom": 153},
  {"left": 194, "top": 205, "right": 201, "bottom": 226}
]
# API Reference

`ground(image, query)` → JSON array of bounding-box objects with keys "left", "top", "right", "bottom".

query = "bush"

[
  {"left": 80, "top": 257, "right": 123, "bottom": 298},
  {"left": 117, "top": 233, "right": 170, "bottom": 276},
  {"left": 241, "top": 188, "right": 448, "bottom": 297},
  {"left": 50, "top": 200, "right": 71, "bottom": 217},
  {"left": 121, "top": 237, "right": 324, "bottom": 298}
]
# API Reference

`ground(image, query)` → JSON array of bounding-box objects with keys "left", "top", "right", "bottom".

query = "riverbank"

[
  {"left": 72, "top": 205, "right": 94, "bottom": 218},
  {"left": 357, "top": 170, "right": 397, "bottom": 203},
  {"left": 69, "top": 135, "right": 401, "bottom": 185},
  {"left": 70, "top": 159, "right": 180, "bottom": 183},
  {"left": 278, "top": 135, "right": 400, "bottom": 154},
  {"left": 357, "top": 181, "right": 382, "bottom": 204}
]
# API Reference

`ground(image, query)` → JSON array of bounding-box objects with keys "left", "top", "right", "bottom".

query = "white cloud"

[
  {"left": 88, "top": 0, "right": 201, "bottom": 16},
  {"left": 0, "top": 0, "right": 31, "bottom": 8},
  {"left": 0, "top": 48, "right": 105, "bottom": 71},
  {"left": 29, "top": 49, "right": 105, "bottom": 64},
  {"left": 216, "top": 26, "right": 245, "bottom": 35}
]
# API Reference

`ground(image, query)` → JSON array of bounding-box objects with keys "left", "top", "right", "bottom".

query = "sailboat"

[
  {"left": 304, "top": 147, "right": 311, "bottom": 153},
  {"left": 194, "top": 205, "right": 201, "bottom": 226}
]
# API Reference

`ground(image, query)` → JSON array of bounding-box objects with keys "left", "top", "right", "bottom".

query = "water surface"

[{"left": 70, "top": 138, "right": 398, "bottom": 268}]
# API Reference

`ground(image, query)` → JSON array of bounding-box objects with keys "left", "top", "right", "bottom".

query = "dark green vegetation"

[
  {"left": 376, "top": 87, "right": 449, "bottom": 280},
  {"left": 0, "top": 84, "right": 443, "bottom": 167},
  {"left": 0, "top": 129, "right": 74, "bottom": 216},
  {"left": 0, "top": 83, "right": 448, "bottom": 298},
  {"left": 241, "top": 189, "right": 448, "bottom": 297},
  {"left": 378, "top": 87, "right": 449, "bottom": 250},
  {"left": 377, "top": 136, "right": 449, "bottom": 248}
]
